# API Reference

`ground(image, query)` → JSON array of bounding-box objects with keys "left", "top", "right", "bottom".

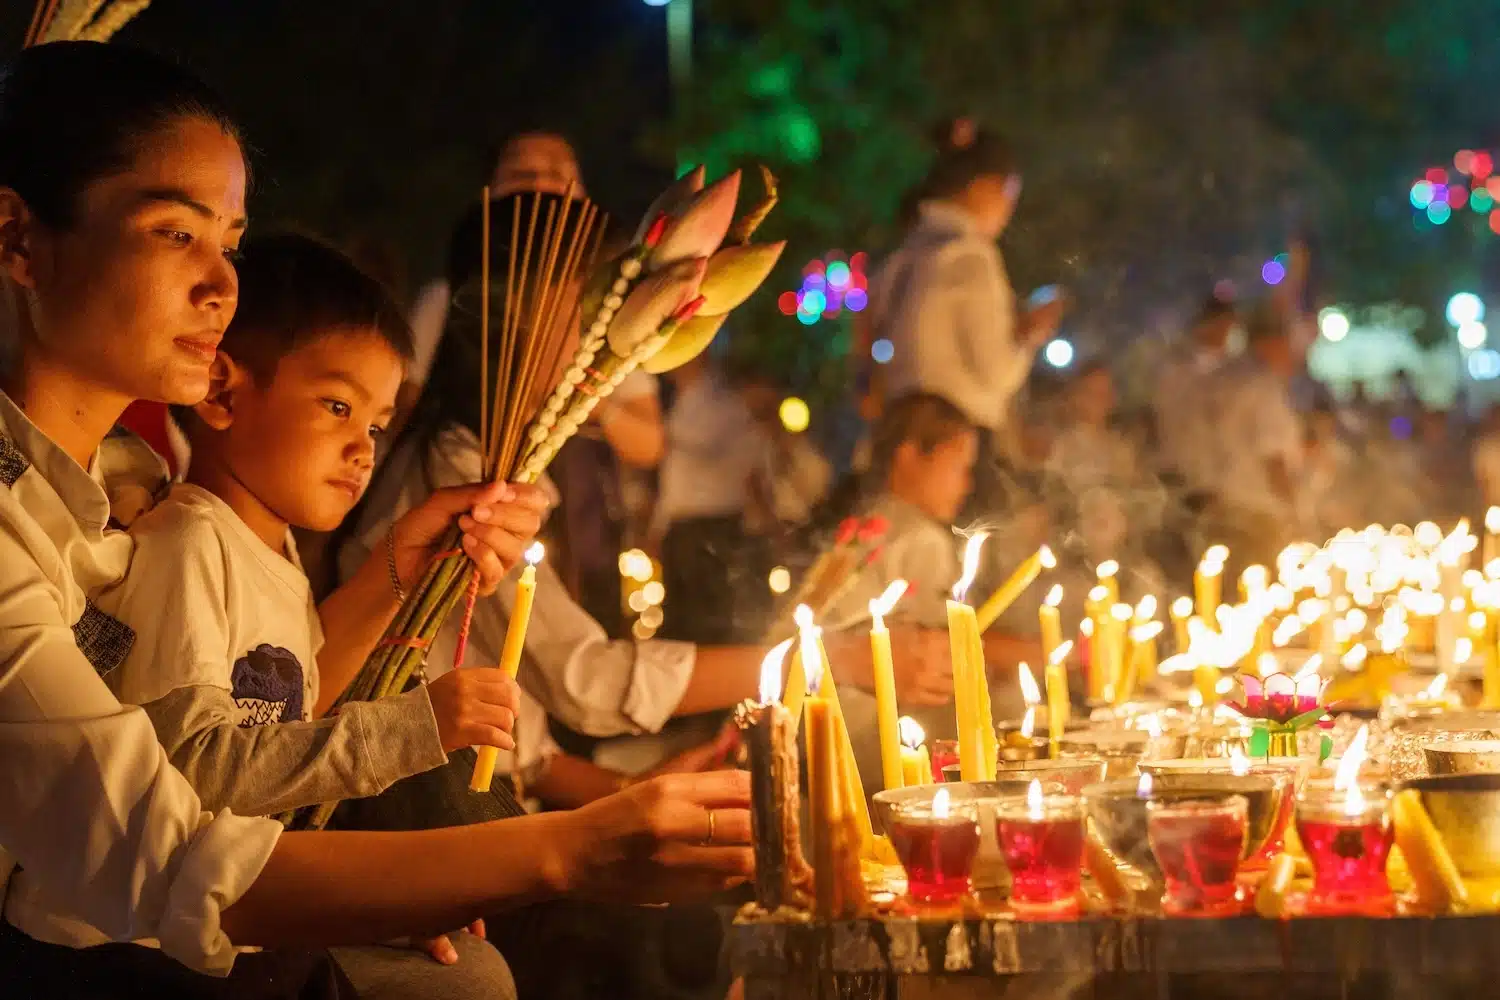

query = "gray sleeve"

[{"left": 140, "top": 684, "right": 449, "bottom": 816}]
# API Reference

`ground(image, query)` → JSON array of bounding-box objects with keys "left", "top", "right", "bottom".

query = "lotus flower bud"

[
  {"left": 649, "top": 170, "right": 741, "bottom": 270},
  {"left": 696, "top": 241, "right": 785, "bottom": 316},
  {"left": 606, "top": 257, "right": 706, "bottom": 358},
  {"left": 631, "top": 165, "right": 706, "bottom": 245},
  {"left": 641, "top": 312, "right": 730, "bottom": 375}
]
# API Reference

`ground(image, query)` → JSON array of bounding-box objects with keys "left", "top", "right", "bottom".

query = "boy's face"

[
  {"left": 896, "top": 428, "right": 978, "bottom": 523},
  {"left": 211, "top": 327, "right": 404, "bottom": 532},
  {"left": 1073, "top": 369, "right": 1114, "bottom": 425}
]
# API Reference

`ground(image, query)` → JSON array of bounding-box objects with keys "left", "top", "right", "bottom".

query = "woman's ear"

[
  {"left": 0, "top": 189, "right": 39, "bottom": 290},
  {"left": 192, "top": 352, "right": 249, "bottom": 431}
]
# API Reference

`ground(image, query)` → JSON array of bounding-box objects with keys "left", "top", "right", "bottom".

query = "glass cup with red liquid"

[
  {"left": 930, "top": 740, "right": 960, "bottom": 782},
  {"left": 888, "top": 792, "right": 982, "bottom": 905},
  {"left": 994, "top": 792, "right": 1085, "bottom": 913},
  {"left": 1146, "top": 795, "right": 1247, "bottom": 916},
  {"left": 1295, "top": 781, "right": 1393, "bottom": 915}
]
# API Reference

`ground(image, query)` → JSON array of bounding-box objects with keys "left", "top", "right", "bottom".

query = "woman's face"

[{"left": 1, "top": 117, "right": 246, "bottom": 406}]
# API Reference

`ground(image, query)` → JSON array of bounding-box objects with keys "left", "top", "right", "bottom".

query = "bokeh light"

[
  {"left": 871, "top": 338, "right": 895, "bottom": 364},
  {"left": 641, "top": 581, "right": 665, "bottom": 606},
  {"left": 1456, "top": 150, "right": 1476, "bottom": 174},
  {"left": 1458, "top": 321, "right": 1488, "bottom": 350},
  {"left": 1043, "top": 338, "right": 1074, "bottom": 368},
  {"left": 1428, "top": 201, "right": 1452, "bottom": 225},
  {"left": 1448, "top": 185, "right": 1469, "bottom": 209},
  {"left": 1447, "top": 292, "right": 1485, "bottom": 327},
  {"left": 1261, "top": 260, "right": 1286, "bottom": 285},
  {"left": 1410, "top": 181, "right": 1434, "bottom": 208},
  {"left": 779, "top": 396, "right": 811, "bottom": 433},
  {"left": 1318, "top": 307, "right": 1350, "bottom": 342},
  {"left": 768, "top": 566, "right": 792, "bottom": 594},
  {"left": 1473, "top": 189, "right": 1495, "bottom": 213},
  {"left": 1474, "top": 152, "right": 1494, "bottom": 180},
  {"left": 845, "top": 288, "right": 869, "bottom": 312},
  {"left": 1426, "top": 167, "right": 1448, "bottom": 185},
  {"left": 826, "top": 261, "right": 851, "bottom": 288},
  {"left": 1469, "top": 349, "right": 1500, "bottom": 380}
]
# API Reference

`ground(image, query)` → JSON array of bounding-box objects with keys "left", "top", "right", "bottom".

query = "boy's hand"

[
  {"left": 644, "top": 720, "right": 741, "bottom": 779},
  {"left": 391, "top": 482, "right": 550, "bottom": 597},
  {"left": 427, "top": 667, "right": 520, "bottom": 754},
  {"left": 887, "top": 626, "right": 956, "bottom": 706}
]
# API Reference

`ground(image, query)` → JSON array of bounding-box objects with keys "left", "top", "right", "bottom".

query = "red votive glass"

[
  {"left": 888, "top": 797, "right": 982, "bottom": 904},
  {"left": 1295, "top": 782, "right": 1392, "bottom": 914},
  {"left": 1146, "top": 796, "right": 1247, "bottom": 916},
  {"left": 930, "top": 740, "right": 959, "bottom": 782},
  {"left": 994, "top": 794, "right": 1085, "bottom": 910}
]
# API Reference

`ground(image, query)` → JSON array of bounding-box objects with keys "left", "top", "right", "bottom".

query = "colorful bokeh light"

[
  {"left": 787, "top": 252, "right": 869, "bottom": 324},
  {"left": 1261, "top": 260, "right": 1286, "bottom": 285},
  {"left": 1411, "top": 181, "right": 1434, "bottom": 209},
  {"left": 1428, "top": 201, "right": 1452, "bottom": 225}
]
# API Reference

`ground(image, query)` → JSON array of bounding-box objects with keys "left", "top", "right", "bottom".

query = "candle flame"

[
  {"left": 1423, "top": 673, "right": 1449, "bottom": 699},
  {"left": 869, "top": 579, "right": 908, "bottom": 621},
  {"left": 1136, "top": 772, "right": 1154, "bottom": 798},
  {"left": 1215, "top": 676, "right": 1233, "bottom": 695},
  {"left": 1415, "top": 522, "right": 1442, "bottom": 548},
  {"left": 1135, "top": 594, "right": 1158, "bottom": 621},
  {"left": 1111, "top": 603, "right": 1133, "bottom": 623},
  {"left": 1132, "top": 621, "right": 1164, "bottom": 643},
  {"left": 952, "top": 532, "right": 988, "bottom": 603},
  {"left": 1333, "top": 724, "right": 1369, "bottom": 792},
  {"left": 758, "top": 638, "right": 793, "bottom": 705},
  {"left": 1341, "top": 643, "right": 1368, "bottom": 670},
  {"left": 1018, "top": 662, "right": 1041, "bottom": 705},
  {"left": 1044, "top": 584, "right": 1064, "bottom": 608},
  {"left": 1097, "top": 560, "right": 1119, "bottom": 581},
  {"left": 1188, "top": 687, "right": 1204, "bottom": 709},
  {"left": 794, "top": 604, "right": 824, "bottom": 695},
  {"left": 1171, "top": 596, "right": 1194, "bottom": 619},
  {"left": 1229, "top": 745, "right": 1251, "bottom": 776},
  {"left": 1242, "top": 565, "right": 1269, "bottom": 592},
  {"left": 1088, "top": 585, "right": 1109, "bottom": 605},
  {"left": 1039, "top": 545, "right": 1057, "bottom": 570},
  {"left": 1455, "top": 637, "right": 1474, "bottom": 664},
  {"left": 1048, "top": 639, "right": 1074, "bottom": 666},
  {"left": 898, "top": 715, "right": 925, "bottom": 749},
  {"left": 1026, "top": 778, "right": 1044, "bottom": 820},
  {"left": 1488, "top": 559, "right": 1500, "bottom": 580},
  {"left": 1079, "top": 617, "right": 1095, "bottom": 637},
  {"left": 1140, "top": 714, "right": 1163, "bottom": 738},
  {"left": 1470, "top": 610, "right": 1488, "bottom": 631},
  {"left": 1486, "top": 507, "right": 1500, "bottom": 534},
  {"left": 1020, "top": 706, "right": 1036, "bottom": 739},
  {"left": 524, "top": 541, "right": 545, "bottom": 566},
  {"left": 1204, "top": 544, "right": 1229, "bottom": 564},
  {"left": 1257, "top": 652, "right": 1279, "bottom": 678},
  {"left": 932, "top": 786, "right": 951, "bottom": 819}
]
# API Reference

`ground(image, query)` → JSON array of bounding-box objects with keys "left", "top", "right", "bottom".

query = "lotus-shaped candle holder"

[{"left": 1230, "top": 672, "right": 1332, "bottom": 759}]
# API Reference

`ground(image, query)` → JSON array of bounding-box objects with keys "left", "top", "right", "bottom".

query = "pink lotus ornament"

[{"left": 1230, "top": 671, "right": 1332, "bottom": 760}]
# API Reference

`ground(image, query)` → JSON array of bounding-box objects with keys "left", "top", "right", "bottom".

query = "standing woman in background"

[{"left": 0, "top": 40, "right": 750, "bottom": 998}]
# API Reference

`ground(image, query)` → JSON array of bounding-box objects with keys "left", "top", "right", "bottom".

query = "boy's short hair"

[
  {"left": 921, "top": 132, "right": 1017, "bottom": 200},
  {"left": 224, "top": 231, "right": 414, "bottom": 384},
  {"left": 869, "top": 392, "right": 974, "bottom": 477}
]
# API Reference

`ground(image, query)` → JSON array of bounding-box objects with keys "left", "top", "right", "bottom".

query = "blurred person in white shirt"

[{"left": 1154, "top": 294, "right": 1238, "bottom": 496}]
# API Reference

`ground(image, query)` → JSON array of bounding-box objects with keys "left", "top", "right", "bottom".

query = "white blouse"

[{"left": 0, "top": 391, "right": 282, "bottom": 975}]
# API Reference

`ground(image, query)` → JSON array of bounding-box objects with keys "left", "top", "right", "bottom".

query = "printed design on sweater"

[
  {"left": 72, "top": 600, "right": 136, "bottom": 678},
  {"left": 230, "top": 643, "right": 306, "bottom": 726},
  {"left": 0, "top": 433, "right": 28, "bottom": 487}
]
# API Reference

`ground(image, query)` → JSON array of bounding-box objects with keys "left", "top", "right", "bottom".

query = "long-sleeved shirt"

[
  {"left": 348, "top": 425, "right": 698, "bottom": 772},
  {"left": 0, "top": 391, "right": 282, "bottom": 975},
  {"left": 650, "top": 371, "right": 766, "bottom": 539},
  {"left": 873, "top": 201, "right": 1031, "bottom": 431}
]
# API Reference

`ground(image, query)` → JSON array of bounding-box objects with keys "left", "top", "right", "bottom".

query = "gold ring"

[{"left": 705, "top": 809, "right": 716, "bottom": 844}]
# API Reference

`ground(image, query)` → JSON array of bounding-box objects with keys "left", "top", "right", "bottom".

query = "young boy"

[
  {"left": 92, "top": 233, "right": 534, "bottom": 996},
  {"left": 828, "top": 392, "right": 1041, "bottom": 793}
]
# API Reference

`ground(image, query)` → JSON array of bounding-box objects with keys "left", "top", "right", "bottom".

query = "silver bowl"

[
  {"left": 993, "top": 756, "right": 1108, "bottom": 794},
  {"left": 1083, "top": 773, "right": 1286, "bottom": 880},
  {"left": 1401, "top": 773, "right": 1500, "bottom": 878},
  {"left": 871, "top": 779, "right": 1039, "bottom": 834},
  {"left": 1423, "top": 740, "right": 1500, "bottom": 777}
]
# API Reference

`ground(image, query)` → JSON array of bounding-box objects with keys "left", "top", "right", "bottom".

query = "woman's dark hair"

[
  {"left": 921, "top": 132, "right": 1017, "bottom": 202},
  {"left": 865, "top": 392, "right": 975, "bottom": 488},
  {"left": 0, "top": 42, "right": 244, "bottom": 229}
]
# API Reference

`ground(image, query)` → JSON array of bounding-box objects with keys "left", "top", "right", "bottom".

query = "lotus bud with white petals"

[
  {"left": 696, "top": 241, "right": 786, "bottom": 317},
  {"left": 649, "top": 170, "right": 741, "bottom": 270},
  {"left": 642, "top": 312, "right": 730, "bottom": 374},
  {"left": 632, "top": 165, "right": 706, "bottom": 245},
  {"left": 605, "top": 258, "right": 706, "bottom": 358}
]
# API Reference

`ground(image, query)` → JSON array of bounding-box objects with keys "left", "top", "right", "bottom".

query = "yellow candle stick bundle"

[
  {"left": 976, "top": 544, "right": 1056, "bottom": 632},
  {"left": 471, "top": 542, "right": 544, "bottom": 792},
  {"left": 868, "top": 581, "right": 909, "bottom": 792}
]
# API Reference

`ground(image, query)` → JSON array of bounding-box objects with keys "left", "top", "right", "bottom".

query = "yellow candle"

[
  {"left": 1044, "top": 642, "right": 1072, "bottom": 757},
  {"left": 1485, "top": 507, "right": 1500, "bottom": 571},
  {"left": 1193, "top": 662, "right": 1220, "bottom": 706},
  {"left": 971, "top": 622, "right": 997, "bottom": 780},
  {"left": 1103, "top": 603, "right": 1131, "bottom": 702},
  {"left": 948, "top": 533, "right": 988, "bottom": 782},
  {"left": 1039, "top": 584, "right": 1064, "bottom": 662},
  {"left": 807, "top": 622, "right": 873, "bottom": 855},
  {"left": 1096, "top": 560, "right": 1120, "bottom": 608},
  {"left": 1132, "top": 596, "right": 1159, "bottom": 687},
  {"left": 1195, "top": 546, "right": 1227, "bottom": 621},
  {"left": 1171, "top": 597, "right": 1193, "bottom": 654},
  {"left": 916, "top": 745, "right": 932, "bottom": 785},
  {"left": 898, "top": 716, "right": 927, "bottom": 787},
  {"left": 976, "top": 545, "right": 1056, "bottom": 631},
  {"left": 868, "top": 581, "right": 909, "bottom": 792},
  {"left": 1118, "top": 621, "right": 1163, "bottom": 706},
  {"left": 471, "top": 542, "right": 543, "bottom": 792},
  {"left": 805, "top": 694, "right": 839, "bottom": 918}
]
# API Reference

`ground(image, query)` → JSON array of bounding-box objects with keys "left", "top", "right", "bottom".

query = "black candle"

[{"left": 738, "top": 698, "right": 812, "bottom": 912}]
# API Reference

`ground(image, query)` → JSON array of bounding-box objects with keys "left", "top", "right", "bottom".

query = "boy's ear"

[{"left": 192, "top": 352, "right": 250, "bottom": 431}]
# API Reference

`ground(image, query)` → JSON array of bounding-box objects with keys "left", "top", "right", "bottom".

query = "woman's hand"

[
  {"left": 557, "top": 770, "right": 753, "bottom": 904},
  {"left": 390, "top": 482, "right": 549, "bottom": 596},
  {"left": 644, "top": 720, "right": 741, "bottom": 779}
]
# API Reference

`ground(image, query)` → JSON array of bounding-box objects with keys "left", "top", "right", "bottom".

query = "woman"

[{"left": 0, "top": 40, "right": 751, "bottom": 994}]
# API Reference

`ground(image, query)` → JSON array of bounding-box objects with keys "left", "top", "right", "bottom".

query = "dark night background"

[{"left": 7, "top": 0, "right": 1500, "bottom": 398}]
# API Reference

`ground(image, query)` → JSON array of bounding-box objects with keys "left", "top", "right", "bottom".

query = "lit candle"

[
  {"left": 471, "top": 542, "right": 543, "bottom": 792},
  {"left": 801, "top": 614, "right": 841, "bottom": 917},
  {"left": 794, "top": 605, "right": 875, "bottom": 855},
  {"left": 1039, "top": 584, "right": 1064, "bottom": 662},
  {"left": 737, "top": 638, "right": 811, "bottom": 911},
  {"left": 1096, "top": 560, "right": 1120, "bottom": 608},
  {"left": 1102, "top": 603, "right": 1132, "bottom": 703},
  {"left": 869, "top": 580, "right": 909, "bottom": 792},
  {"left": 1118, "top": 620, "right": 1163, "bottom": 706},
  {"left": 1296, "top": 726, "right": 1391, "bottom": 913},
  {"left": 1132, "top": 596, "right": 1159, "bottom": 687},
  {"left": 1195, "top": 546, "right": 1227, "bottom": 621},
  {"left": 948, "top": 533, "right": 989, "bottom": 782},
  {"left": 976, "top": 545, "right": 1056, "bottom": 632},
  {"left": 898, "top": 716, "right": 930, "bottom": 787}
]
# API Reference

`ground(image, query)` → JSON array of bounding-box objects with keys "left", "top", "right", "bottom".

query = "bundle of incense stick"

[
  {"left": 26, "top": 0, "right": 153, "bottom": 45},
  {"left": 761, "top": 515, "right": 889, "bottom": 644},
  {"left": 301, "top": 169, "right": 782, "bottom": 829}
]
